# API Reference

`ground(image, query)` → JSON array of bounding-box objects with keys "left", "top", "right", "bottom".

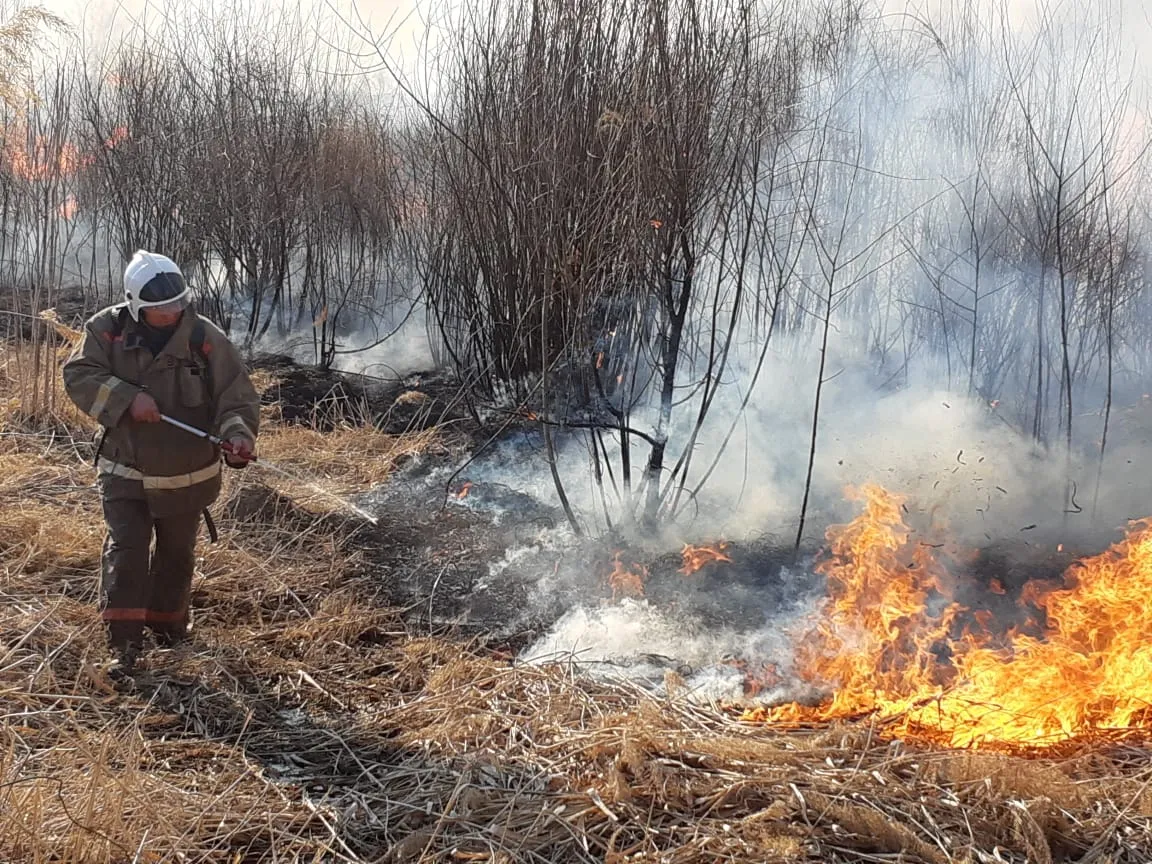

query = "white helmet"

[{"left": 123, "top": 250, "right": 190, "bottom": 321}]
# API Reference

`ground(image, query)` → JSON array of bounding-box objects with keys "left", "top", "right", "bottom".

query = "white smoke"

[
  {"left": 511, "top": 0, "right": 1152, "bottom": 693},
  {"left": 37, "top": 0, "right": 1152, "bottom": 692},
  {"left": 520, "top": 594, "right": 822, "bottom": 706}
]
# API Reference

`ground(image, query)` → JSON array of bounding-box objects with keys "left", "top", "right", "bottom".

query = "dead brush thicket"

[{"left": 1, "top": 332, "right": 1151, "bottom": 863}]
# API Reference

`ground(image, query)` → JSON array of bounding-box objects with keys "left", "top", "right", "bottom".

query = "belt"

[{"left": 97, "top": 457, "right": 221, "bottom": 489}]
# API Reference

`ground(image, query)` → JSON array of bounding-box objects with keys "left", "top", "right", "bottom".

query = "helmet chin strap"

[
  {"left": 128, "top": 296, "right": 189, "bottom": 321},
  {"left": 143, "top": 317, "right": 180, "bottom": 332}
]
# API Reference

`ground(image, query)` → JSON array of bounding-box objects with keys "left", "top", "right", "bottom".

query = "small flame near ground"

[
  {"left": 743, "top": 483, "right": 1152, "bottom": 748},
  {"left": 607, "top": 551, "right": 647, "bottom": 600},
  {"left": 605, "top": 542, "right": 732, "bottom": 599},
  {"left": 680, "top": 541, "right": 732, "bottom": 575},
  {"left": 722, "top": 658, "right": 784, "bottom": 697}
]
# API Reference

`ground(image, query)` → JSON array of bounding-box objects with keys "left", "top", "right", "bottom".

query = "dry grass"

[
  {"left": 0, "top": 314, "right": 94, "bottom": 434},
  {"left": 257, "top": 423, "right": 444, "bottom": 491},
  {"left": 1, "top": 335, "right": 1150, "bottom": 862},
  {"left": 0, "top": 6, "right": 69, "bottom": 108}
]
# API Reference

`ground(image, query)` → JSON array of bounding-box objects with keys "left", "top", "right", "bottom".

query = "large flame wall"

[{"left": 746, "top": 484, "right": 1152, "bottom": 748}]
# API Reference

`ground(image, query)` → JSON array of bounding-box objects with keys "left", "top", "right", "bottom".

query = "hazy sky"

[
  {"left": 36, "top": 0, "right": 432, "bottom": 61},
  {"left": 28, "top": 0, "right": 1152, "bottom": 100},
  {"left": 34, "top": 0, "right": 1152, "bottom": 50},
  {"left": 36, "top": 0, "right": 1152, "bottom": 30}
]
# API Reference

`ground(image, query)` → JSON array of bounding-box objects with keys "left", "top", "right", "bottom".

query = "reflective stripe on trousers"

[{"left": 98, "top": 480, "right": 203, "bottom": 649}]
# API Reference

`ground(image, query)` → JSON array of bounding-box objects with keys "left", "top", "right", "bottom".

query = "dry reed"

[{"left": 1, "top": 333, "right": 1149, "bottom": 863}]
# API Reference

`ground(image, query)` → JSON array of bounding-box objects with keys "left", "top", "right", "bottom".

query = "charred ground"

[{"left": 247, "top": 352, "right": 1092, "bottom": 678}]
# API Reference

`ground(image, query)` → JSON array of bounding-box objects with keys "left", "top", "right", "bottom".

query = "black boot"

[
  {"left": 107, "top": 642, "right": 140, "bottom": 683},
  {"left": 152, "top": 624, "right": 190, "bottom": 649}
]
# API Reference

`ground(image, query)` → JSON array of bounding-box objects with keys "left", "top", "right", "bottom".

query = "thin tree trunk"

[
  {"left": 1032, "top": 270, "right": 1046, "bottom": 444},
  {"left": 643, "top": 304, "right": 687, "bottom": 528},
  {"left": 796, "top": 279, "right": 834, "bottom": 553},
  {"left": 1092, "top": 202, "right": 1121, "bottom": 523},
  {"left": 541, "top": 269, "right": 582, "bottom": 536},
  {"left": 1054, "top": 179, "right": 1077, "bottom": 524},
  {"left": 643, "top": 240, "right": 691, "bottom": 528}
]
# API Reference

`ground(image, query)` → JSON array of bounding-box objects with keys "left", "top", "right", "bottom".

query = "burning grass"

[
  {"left": 2, "top": 342, "right": 1151, "bottom": 861},
  {"left": 745, "top": 484, "right": 1152, "bottom": 751}
]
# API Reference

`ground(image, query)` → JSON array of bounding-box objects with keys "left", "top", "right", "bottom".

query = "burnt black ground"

[
  {"left": 244, "top": 353, "right": 1098, "bottom": 669},
  {"left": 251, "top": 351, "right": 474, "bottom": 435}
]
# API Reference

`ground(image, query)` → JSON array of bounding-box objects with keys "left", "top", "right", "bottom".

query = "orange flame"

[
  {"left": 455, "top": 481, "right": 472, "bottom": 499},
  {"left": 104, "top": 126, "right": 129, "bottom": 149},
  {"left": 607, "top": 551, "right": 646, "bottom": 600},
  {"left": 724, "top": 658, "right": 783, "bottom": 696},
  {"left": 57, "top": 194, "right": 79, "bottom": 220},
  {"left": 5, "top": 136, "right": 92, "bottom": 182},
  {"left": 744, "top": 483, "right": 1152, "bottom": 748},
  {"left": 3, "top": 124, "right": 127, "bottom": 182},
  {"left": 680, "top": 541, "right": 732, "bottom": 575}
]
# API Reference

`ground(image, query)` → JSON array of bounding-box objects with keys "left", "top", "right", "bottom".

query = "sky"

[
  {"left": 25, "top": 0, "right": 1152, "bottom": 114},
  {"left": 32, "top": 0, "right": 434, "bottom": 78},
  {"left": 33, "top": 0, "right": 1152, "bottom": 36}
]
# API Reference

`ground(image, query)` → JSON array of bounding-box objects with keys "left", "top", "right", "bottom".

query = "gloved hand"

[
  {"left": 129, "top": 391, "right": 161, "bottom": 422},
  {"left": 224, "top": 437, "right": 254, "bottom": 468}
]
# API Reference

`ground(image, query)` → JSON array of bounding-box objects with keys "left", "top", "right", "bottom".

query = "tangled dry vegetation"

[{"left": 1, "top": 341, "right": 1151, "bottom": 863}]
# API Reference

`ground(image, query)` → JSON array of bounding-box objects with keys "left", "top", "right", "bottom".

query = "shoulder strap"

[
  {"left": 189, "top": 318, "right": 214, "bottom": 399},
  {"left": 110, "top": 306, "right": 130, "bottom": 338},
  {"left": 94, "top": 308, "right": 130, "bottom": 469},
  {"left": 190, "top": 320, "right": 207, "bottom": 361}
]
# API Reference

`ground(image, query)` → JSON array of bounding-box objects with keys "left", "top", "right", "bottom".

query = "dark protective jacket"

[{"left": 62, "top": 303, "right": 260, "bottom": 517}]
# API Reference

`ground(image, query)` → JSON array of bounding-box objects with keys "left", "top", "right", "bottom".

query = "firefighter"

[{"left": 63, "top": 250, "right": 261, "bottom": 679}]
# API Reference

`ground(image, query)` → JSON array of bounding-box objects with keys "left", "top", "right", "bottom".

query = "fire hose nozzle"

[
  {"left": 159, "top": 414, "right": 257, "bottom": 461},
  {"left": 158, "top": 414, "right": 377, "bottom": 524}
]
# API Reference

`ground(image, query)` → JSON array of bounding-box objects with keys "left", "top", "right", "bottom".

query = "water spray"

[{"left": 159, "top": 414, "right": 379, "bottom": 524}]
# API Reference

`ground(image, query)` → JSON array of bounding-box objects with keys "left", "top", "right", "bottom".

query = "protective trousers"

[{"left": 99, "top": 477, "right": 201, "bottom": 650}]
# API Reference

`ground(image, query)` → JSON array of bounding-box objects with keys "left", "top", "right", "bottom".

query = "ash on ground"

[
  {"left": 350, "top": 428, "right": 831, "bottom": 706},
  {"left": 247, "top": 357, "right": 1089, "bottom": 711},
  {"left": 514, "top": 538, "right": 829, "bottom": 707}
]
